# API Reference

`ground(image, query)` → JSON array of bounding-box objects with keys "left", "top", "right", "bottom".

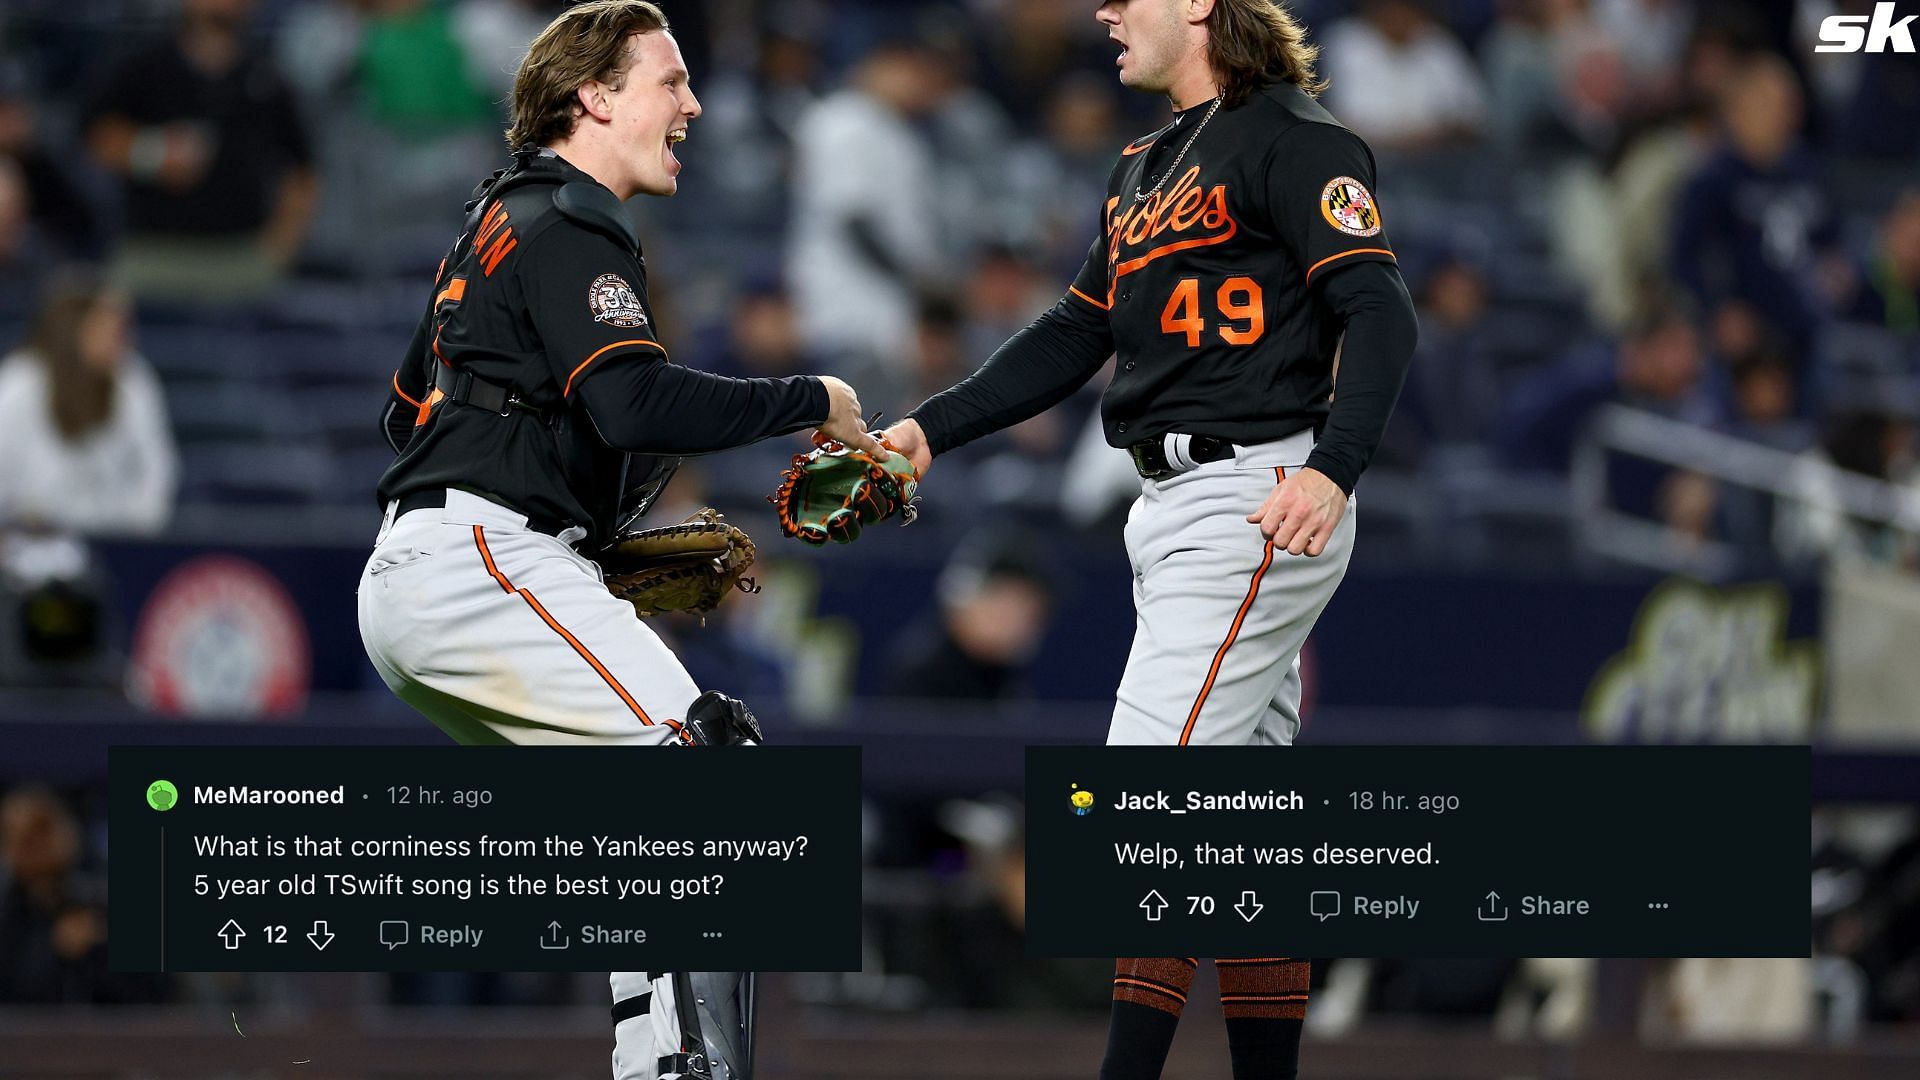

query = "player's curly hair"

[
  {"left": 1207, "top": 0, "right": 1326, "bottom": 106},
  {"left": 506, "top": 0, "right": 670, "bottom": 152}
]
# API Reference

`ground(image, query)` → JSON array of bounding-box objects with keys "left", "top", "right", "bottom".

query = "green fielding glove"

[{"left": 770, "top": 436, "right": 921, "bottom": 546}]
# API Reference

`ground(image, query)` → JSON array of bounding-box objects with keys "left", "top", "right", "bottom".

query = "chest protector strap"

[{"left": 433, "top": 363, "right": 549, "bottom": 420}]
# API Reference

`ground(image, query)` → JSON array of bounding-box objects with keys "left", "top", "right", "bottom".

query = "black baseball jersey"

[
  {"left": 910, "top": 82, "right": 1412, "bottom": 493},
  {"left": 1070, "top": 82, "right": 1395, "bottom": 447},
  {"left": 377, "top": 150, "right": 825, "bottom": 546}
]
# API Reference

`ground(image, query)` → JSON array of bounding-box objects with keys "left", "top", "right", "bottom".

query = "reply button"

[{"left": 1351, "top": 895, "right": 1420, "bottom": 920}]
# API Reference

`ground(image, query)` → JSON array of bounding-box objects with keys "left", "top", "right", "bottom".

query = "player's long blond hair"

[
  {"left": 506, "top": 0, "right": 670, "bottom": 152},
  {"left": 1206, "top": 0, "right": 1325, "bottom": 106}
]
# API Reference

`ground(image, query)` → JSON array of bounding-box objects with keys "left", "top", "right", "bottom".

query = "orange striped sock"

[
  {"left": 1217, "top": 958, "right": 1308, "bottom": 1080},
  {"left": 1099, "top": 957, "right": 1198, "bottom": 1080}
]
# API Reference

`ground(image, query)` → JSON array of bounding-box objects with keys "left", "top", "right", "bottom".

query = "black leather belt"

[
  {"left": 1127, "top": 435, "right": 1235, "bottom": 481},
  {"left": 394, "top": 488, "right": 573, "bottom": 538}
]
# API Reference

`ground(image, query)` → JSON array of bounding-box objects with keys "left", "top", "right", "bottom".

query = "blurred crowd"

[{"left": 1, "top": 0, "right": 1918, "bottom": 1042}]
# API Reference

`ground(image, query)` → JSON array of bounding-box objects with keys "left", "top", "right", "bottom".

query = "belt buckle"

[{"left": 1128, "top": 441, "right": 1173, "bottom": 481}]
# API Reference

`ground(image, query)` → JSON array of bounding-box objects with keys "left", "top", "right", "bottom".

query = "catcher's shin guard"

[
  {"left": 682, "top": 690, "right": 762, "bottom": 747},
  {"left": 629, "top": 970, "right": 751, "bottom": 1080},
  {"left": 632, "top": 702, "right": 761, "bottom": 1079}
]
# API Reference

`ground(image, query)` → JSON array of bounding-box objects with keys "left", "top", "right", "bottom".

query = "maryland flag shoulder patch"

[{"left": 1320, "top": 176, "right": 1383, "bottom": 238}]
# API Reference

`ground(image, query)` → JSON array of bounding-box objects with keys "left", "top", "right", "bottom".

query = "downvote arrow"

[{"left": 1235, "top": 891, "right": 1264, "bottom": 922}]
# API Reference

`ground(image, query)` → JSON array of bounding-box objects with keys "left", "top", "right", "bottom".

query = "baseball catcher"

[{"left": 357, "top": 3, "right": 880, "bottom": 1077}]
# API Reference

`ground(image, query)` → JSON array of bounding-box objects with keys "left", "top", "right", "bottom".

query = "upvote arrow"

[
  {"left": 1235, "top": 891, "right": 1264, "bottom": 922},
  {"left": 1139, "top": 890, "right": 1169, "bottom": 921},
  {"left": 218, "top": 919, "right": 246, "bottom": 950},
  {"left": 307, "top": 920, "right": 335, "bottom": 951}
]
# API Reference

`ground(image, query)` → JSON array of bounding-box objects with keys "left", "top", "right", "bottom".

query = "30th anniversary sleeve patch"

[
  {"left": 588, "top": 273, "right": 649, "bottom": 328},
  {"left": 1320, "top": 176, "right": 1383, "bottom": 237}
]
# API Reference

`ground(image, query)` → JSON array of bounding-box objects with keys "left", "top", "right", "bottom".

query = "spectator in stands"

[
  {"left": 1669, "top": 54, "right": 1838, "bottom": 357},
  {"left": 691, "top": 281, "right": 835, "bottom": 495},
  {"left": 0, "top": 273, "right": 178, "bottom": 536},
  {"left": 1499, "top": 305, "right": 1717, "bottom": 472},
  {"left": 961, "top": 245, "right": 1052, "bottom": 363},
  {"left": 1016, "top": 73, "right": 1123, "bottom": 273},
  {"left": 1837, "top": 190, "right": 1920, "bottom": 337},
  {"left": 969, "top": 0, "right": 1116, "bottom": 126},
  {"left": 885, "top": 540, "right": 1053, "bottom": 701},
  {"left": 355, "top": 0, "right": 504, "bottom": 136},
  {"left": 1485, "top": 0, "right": 1692, "bottom": 158},
  {"left": 0, "top": 159, "right": 46, "bottom": 326},
  {"left": 1724, "top": 346, "right": 1805, "bottom": 449},
  {"left": 1713, "top": 344, "right": 1807, "bottom": 560},
  {"left": 1386, "top": 253, "right": 1501, "bottom": 464},
  {"left": 1594, "top": 0, "right": 1693, "bottom": 98},
  {"left": 1321, "top": 0, "right": 1488, "bottom": 151},
  {"left": 1497, "top": 304, "right": 1722, "bottom": 530},
  {"left": 0, "top": 66, "right": 108, "bottom": 262},
  {"left": 905, "top": 294, "right": 970, "bottom": 421},
  {"left": 1482, "top": 0, "right": 1619, "bottom": 156},
  {"left": 82, "top": 0, "right": 317, "bottom": 302},
  {"left": 787, "top": 35, "right": 956, "bottom": 367},
  {"left": 699, "top": 279, "right": 817, "bottom": 382},
  {"left": 450, "top": 0, "right": 554, "bottom": 101},
  {"left": 1776, "top": 400, "right": 1919, "bottom": 568},
  {"left": 1826, "top": 17, "right": 1920, "bottom": 161},
  {"left": 696, "top": 23, "right": 825, "bottom": 230},
  {"left": 0, "top": 786, "right": 141, "bottom": 1004}
]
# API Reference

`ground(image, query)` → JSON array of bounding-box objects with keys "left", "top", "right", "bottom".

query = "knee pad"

[{"left": 684, "top": 690, "right": 763, "bottom": 747}]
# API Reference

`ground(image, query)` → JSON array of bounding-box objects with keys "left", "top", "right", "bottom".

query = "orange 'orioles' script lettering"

[{"left": 1105, "top": 166, "right": 1238, "bottom": 304}]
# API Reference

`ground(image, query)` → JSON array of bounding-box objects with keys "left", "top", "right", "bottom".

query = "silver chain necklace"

[{"left": 1134, "top": 95, "right": 1223, "bottom": 203}]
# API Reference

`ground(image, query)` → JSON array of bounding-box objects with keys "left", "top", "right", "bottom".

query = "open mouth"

[
  {"left": 1111, "top": 35, "right": 1128, "bottom": 65},
  {"left": 665, "top": 128, "right": 687, "bottom": 174}
]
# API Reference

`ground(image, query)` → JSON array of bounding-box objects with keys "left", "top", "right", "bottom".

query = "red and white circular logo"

[{"left": 126, "top": 556, "right": 310, "bottom": 718}]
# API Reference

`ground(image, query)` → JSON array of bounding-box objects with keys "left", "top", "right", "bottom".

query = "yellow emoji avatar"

[{"left": 1070, "top": 785, "right": 1095, "bottom": 816}]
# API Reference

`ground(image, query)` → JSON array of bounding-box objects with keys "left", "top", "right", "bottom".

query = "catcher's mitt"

[
  {"left": 600, "top": 507, "right": 760, "bottom": 618},
  {"left": 771, "top": 436, "right": 920, "bottom": 545}
]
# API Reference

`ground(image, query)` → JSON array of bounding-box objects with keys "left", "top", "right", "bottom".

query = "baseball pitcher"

[{"left": 883, "top": 2, "right": 1420, "bottom": 1076}]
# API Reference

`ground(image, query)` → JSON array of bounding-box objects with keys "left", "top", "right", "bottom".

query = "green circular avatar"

[{"left": 147, "top": 780, "right": 179, "bottom": 812}]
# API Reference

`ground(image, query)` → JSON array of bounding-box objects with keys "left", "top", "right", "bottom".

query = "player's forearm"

[
  {"left": 580, "top": 360, "right": 827, "bottom": 454},
  {"left": 1302, "top": 261, "right": 1418, "bottom": 494},
  {"left": 908, "top": 299, "right": 1113, "bottom": 457}
]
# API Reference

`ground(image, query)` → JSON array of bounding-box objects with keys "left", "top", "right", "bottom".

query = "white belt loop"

[{"left": 1165, "top": 432, "right": 1195, "bottom": 471}]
